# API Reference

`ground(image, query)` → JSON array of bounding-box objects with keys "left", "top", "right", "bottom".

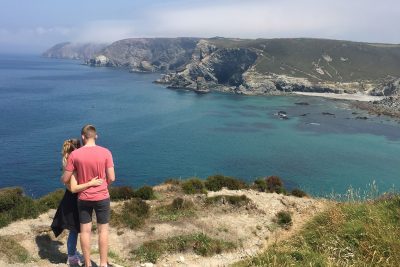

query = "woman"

[{"left": 51, "top": 139, "right": 103, "bottom": 265}]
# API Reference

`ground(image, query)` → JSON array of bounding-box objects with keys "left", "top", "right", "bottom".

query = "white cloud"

[
  {"left": 71, "top": 20, "right": 137, "bottom": 43},
  {"left": 1, "top": 0, "right": 399, "bottom": 53}
]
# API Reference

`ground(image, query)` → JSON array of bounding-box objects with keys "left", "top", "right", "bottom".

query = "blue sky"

[{"left": 0, "top": 0, "right": 399, "bottom": 53}]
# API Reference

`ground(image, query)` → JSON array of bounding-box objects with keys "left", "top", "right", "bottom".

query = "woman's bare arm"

[{"left": 69, "top": 172, "right": 103, "bottom": 193}]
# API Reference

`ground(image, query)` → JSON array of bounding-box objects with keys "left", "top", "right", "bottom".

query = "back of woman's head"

[{"left": 62, "top": 139, "right": 81, "bottom": 167}]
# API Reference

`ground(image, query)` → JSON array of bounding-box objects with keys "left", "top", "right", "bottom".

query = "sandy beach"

[{"left": 293, "top": 92, "right": 385, "bottom": 102}]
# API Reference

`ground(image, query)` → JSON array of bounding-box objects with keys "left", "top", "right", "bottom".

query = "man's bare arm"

[
  {"left": 61, "top": 170, "right": 73, "bottom": 184},
  {"left": 106, "top": 167, "right": 115, "bottom": 185}
]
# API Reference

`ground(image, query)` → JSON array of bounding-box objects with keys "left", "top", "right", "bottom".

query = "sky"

[{"left": 0, "top": 0, "right": 399, "bottom": 53}]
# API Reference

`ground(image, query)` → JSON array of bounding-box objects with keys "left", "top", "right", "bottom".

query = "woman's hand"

[{"left": 89, "top": 177, "right": 104, "bottom": 187}]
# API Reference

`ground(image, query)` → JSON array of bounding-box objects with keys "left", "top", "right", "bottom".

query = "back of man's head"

[{"left": 81, "top": 124, "right": 97, "bottom": 139}]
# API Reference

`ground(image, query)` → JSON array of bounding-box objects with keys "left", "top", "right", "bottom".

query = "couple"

[{"left": 51, "top": 124, "right": 115, "bottom": 267}]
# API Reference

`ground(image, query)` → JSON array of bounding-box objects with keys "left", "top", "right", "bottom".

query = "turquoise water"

[{"left": 0, "top": 54, "right": 399, "bottom": 197}]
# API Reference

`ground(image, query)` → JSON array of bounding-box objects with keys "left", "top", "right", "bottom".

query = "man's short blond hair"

[{"left": 81, "top": 124, "right": 97, "bottom": 139}]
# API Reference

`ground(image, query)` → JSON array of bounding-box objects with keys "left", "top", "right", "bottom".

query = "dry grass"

[
  {"left": 0, "top": 236, "right": 30, "bottom": 263},
  {"left": 233, "top": 194, "right": 400, "bottom": 267}
]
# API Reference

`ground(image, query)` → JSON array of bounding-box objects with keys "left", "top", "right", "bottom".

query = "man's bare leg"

[
  {"left": 80, "top": 222, "right": 92, "bottom": 266},
  {"left": 98, "top": 223, "right": 109, "bottom": 266}
]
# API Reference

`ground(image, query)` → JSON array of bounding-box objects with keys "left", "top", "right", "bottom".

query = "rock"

[
  {"left": 87, "top": 37, "right": 199, "bottom": 72},
  {"left": 369, "top": 77, "right": 400, "bottom": 96},
  {"left": 276, "top": 111, "right": 289, "bottom": 120},
  {"left": 355, "top": 116, "right": 368, "bottom": 120},
  {"left": 88, "top": 55, "right": 110, "bottom": 66},
  {"left": 322, "top": 112, "right": 335, "bottom": 116},
  {"left": 295, "top": 102, "right": 310, "bottom": 105},
  {"left": 177, "top": 256, "right": 185, "bottom": 263}
]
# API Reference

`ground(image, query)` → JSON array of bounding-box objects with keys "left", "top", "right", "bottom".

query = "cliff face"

[
  {"left": 152, "top": 38, "right": 400, "bottom": 95},
  {"left": 42, "top": 42, "right": 107, "bottom": 60},
  {"left": 87, "top": 38, "right": 199, "bottom": 72},
  {"left": 47, "top": 38, "right": 400, "bottom": 96},
  {"left": 156, "top": 40, "right": 258, "bottom": 92}
]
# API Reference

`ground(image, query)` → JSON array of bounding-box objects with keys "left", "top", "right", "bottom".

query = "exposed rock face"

[
  {"left": 152, "top": 38, "right": 400, "bottom": 95},
  {"left": 47, "top": 38, "right": 400, "bottom": 98},
  {"left": 158, "top": 44, "right": 258, "bottom": 92},
  {"left": 87, "top": 38, "right": 199, "bottom": 72},
  {"left": 369, "top": 77, "right": 400, "bottom": 96},
  {"left": 42, "top": 42, "right": 107, "bottom": 60}
]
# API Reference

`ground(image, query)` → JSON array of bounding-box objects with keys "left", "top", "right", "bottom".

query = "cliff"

[
  {"left": 0, "top": 177, "right": 326, "bottom": 266},
  {"left": 45, "top": 38, "right": 400, "bottom": 98},
  {"left": 86, "top": 38, "right": 199, "bottom": 72},
  {"left": 83, "top": 37, "right": 400, "bottom": 96},
  {"left": 42, "top": 42, "right": 108, "bottom": 60}
]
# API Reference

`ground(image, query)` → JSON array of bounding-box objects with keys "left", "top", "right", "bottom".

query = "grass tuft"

[
  {"left": 131, "top": 233, "right": 236, "bottom": 263},
  {"left": 155, "top": 197, "right": 196, "bottom": 222}
]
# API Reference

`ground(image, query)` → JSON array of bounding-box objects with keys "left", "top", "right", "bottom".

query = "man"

[{"left": 62, "top": 124, "right": 115, "bottom": 267}]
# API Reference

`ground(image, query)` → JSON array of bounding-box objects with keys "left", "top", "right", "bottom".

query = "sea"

[{"left": 1, "top": 54, "right": 399, "bottom": 197}]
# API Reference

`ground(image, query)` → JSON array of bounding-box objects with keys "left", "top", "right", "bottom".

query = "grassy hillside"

[
  {"left": 208, "top": 38, "right": 400, "bottom": 82},
  {"left": 233, "top": 194, "right": 400, "bottom": 266}
]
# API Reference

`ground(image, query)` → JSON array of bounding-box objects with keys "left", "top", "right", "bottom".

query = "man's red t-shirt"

[{"left": 65, "top": 145, "right": 114, "bottom": 201}]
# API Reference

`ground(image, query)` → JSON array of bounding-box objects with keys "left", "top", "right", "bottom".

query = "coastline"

[{"left": 292, "top": 92, "right": 385, "bottom": 102}]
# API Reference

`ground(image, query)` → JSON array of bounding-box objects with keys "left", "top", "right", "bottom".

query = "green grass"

[
  {"left": 233, "top": 194, "right": 400, "bottom": 267},
  {"left": 154, "top": 197, "right": 196, "bottom": 222},
  {"left": 208, "top": 38, "right": 400, "bottom": 82},
  {"left": 131, "top": 233, "right": 236, "bottom": 263},
  {"left": 0, "top": 236, "right": 30, "bottom": 263}
]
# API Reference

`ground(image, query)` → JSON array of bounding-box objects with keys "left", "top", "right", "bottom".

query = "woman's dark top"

[{"left": 51, "top": 189, "right": 80, "bottom": 237}]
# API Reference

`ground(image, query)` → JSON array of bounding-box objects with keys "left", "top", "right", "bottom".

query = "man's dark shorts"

[{"left": 77, "top": 198, "right": 110, "bottom": 224}]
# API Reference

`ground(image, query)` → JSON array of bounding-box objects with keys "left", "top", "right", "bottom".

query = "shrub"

[
  {"left": 181, "top": 178, "right": 206, "bottom": 194},
  {"left": 111, "top": 198, "right": 150, "bottom": 229},
  {"left": 253, "top": 178, "right": 268, "bottom": 192},
  {"left": 206, "top": 195, "right": 250, "bottom": 207},
  {"left": 205, "top": 174, "right": 247, "bottom": 191},
  {"left": 0, "top": 187, "right": 40, "bottom": 228},
  {"left": 171, "top": 197, "right": 193, "bottom": 210},
  {"left": 109, "top": 186, "right": 135, "bottom": 201},
  {"left": 0, "top": 187, "right": 24, "bottom": 212},
  {"left": 291, "top": 188, "right": 307, "bottom": 198},
  {"left": 131, "top": 233, "right": 236, "bottom": 263},
  {"left": 36, "top": 189, "right": 64, "bottom": 212},
  {"left": 134, "top": 186, "right": 155, "bottom": 200},
  {"left": 275, "top": 211, "right": 292, "bottom": 229},
  {"left": 266, "top": 176, "right": 284, "bottom": 193}
]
